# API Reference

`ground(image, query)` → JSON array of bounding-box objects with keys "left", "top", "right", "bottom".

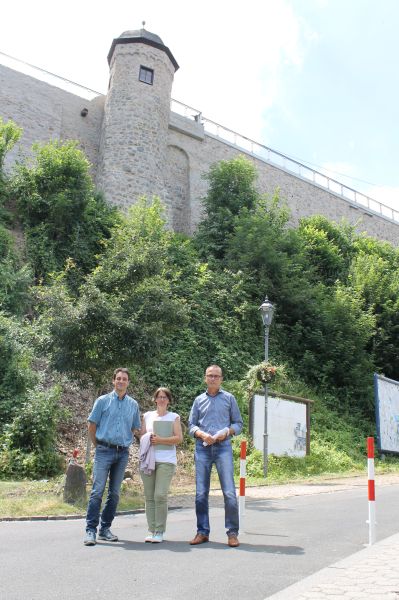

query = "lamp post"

[{"left": 259, "top": 295, "right": 275, "bottom": 477}]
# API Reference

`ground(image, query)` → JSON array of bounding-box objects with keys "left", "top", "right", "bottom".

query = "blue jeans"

[
  {"left": 194, "top": 440, "right": 239, "bottom": 537},
  {"left": 86, "top": 445, "right": 129, "bottom": 533}
]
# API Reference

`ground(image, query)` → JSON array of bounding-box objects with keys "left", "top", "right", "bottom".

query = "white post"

[
  {"left": 367, "top": 437, "right": 376, "bottom": 545},
  {"left": 239, "top": 440, "right": 247, "bottom": 529}
]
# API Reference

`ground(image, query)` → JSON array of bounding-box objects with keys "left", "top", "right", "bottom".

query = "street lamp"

[{"left": 259, "top": 295, "right": 275, "bottom": 477}]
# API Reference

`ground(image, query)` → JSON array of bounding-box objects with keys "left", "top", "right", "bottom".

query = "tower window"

[{"left": 139, "top": 66, "right": 154, "bottom": 85}]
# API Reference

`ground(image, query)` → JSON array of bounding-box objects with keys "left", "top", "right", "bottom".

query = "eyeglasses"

[{"left": 206, "top": 374, "right": 222, "bottom": 379}]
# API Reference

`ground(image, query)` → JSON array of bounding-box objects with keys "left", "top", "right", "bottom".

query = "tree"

[
  {"left": 297, "top": 216, "right": 355, "bottom": 285},
  {"left": 0, "top": 225, "right": 32, "bottom": 316},
  {"left": 0, "top": 313, "right": 37, "bottom": 429},
  {"left": 145, "top": 235, "right": 260, "bottom": 413},
  {"left": 349, "top": 238, "right": 399, "bottom": 381},
  {"left": 11, "top": 140, "right": 118, "bottom": 286},
  {"left": 194, "top": 155, "right": 258, "bottom": 262},
  {"left": 225, "top": 191, "right": 293, "bottom": 299},
  {"left": 214, "top": 170, "right": 376, "bottom": 414},
  {"left": 0, "top": 117, "right": 21, "bottom": 196},
  {"left": 39, "top": 198, "right": 187, "bottom": 387}
]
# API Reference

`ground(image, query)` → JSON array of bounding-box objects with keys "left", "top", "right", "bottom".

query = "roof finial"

[{"left": 142, "top": 21, "right": 146, "bottom": 29}]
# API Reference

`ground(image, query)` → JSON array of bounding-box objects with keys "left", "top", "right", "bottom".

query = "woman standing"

[{"left": 140, "top": 387, "right": 183, "bottom": 543}]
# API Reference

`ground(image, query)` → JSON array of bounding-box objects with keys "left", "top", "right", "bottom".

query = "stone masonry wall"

[
  {"left": 96, "top": 42, "right": 175, "bottom": 209},
  {"left": 166, "top": 116, "right": 399, "bottom": 245},
  {"left": 1, "top": 63, "right": 398, "bottom": 246},
  {"left": 0, "top": 64, "right": 104, "bottom": 176}
]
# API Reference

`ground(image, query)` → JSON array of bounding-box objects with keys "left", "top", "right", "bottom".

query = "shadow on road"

[
  {"left": 247, "top": 500, "right": 295, "bottom": 512},
  {"left": 116, "top": 540, "right": 305, "bottom": 554}
]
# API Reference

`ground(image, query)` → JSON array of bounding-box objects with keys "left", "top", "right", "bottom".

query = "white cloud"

[{"left": 170, "top": 0, "right": 308, "bottom": 141}]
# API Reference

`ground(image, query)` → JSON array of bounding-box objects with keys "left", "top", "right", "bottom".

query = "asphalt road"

[{"left": 1, "top": 483, "right": 398, "bottom": 600}]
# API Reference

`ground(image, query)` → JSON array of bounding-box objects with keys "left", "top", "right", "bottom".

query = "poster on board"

[
  {"left": 252, "top": 394, "right": 307, "bottom": 457},
  {"left": 374, "top": 374, "right": 399, "bottom": 455}
]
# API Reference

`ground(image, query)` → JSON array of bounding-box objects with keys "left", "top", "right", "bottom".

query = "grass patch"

[
  {"left": 0, "top": 477, "right": 144, "bottom": 518},
  {"left": 1, "top": 458, "right": 399, "bottom": 518},
  {"left": 0, "top": 479, "right": 83, "bottom": 517}
]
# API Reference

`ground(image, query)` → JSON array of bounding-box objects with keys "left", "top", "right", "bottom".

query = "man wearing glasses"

[{"left": 188, "top": 364, "right": 243, "bottom": 547}]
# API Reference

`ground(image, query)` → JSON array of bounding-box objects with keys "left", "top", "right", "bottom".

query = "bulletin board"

[
  {"left": 250, "top": 392, "right": 311, "bottom": 457},
  {"left": 374, "top": 374, "right": 399, "bottom": 455}
]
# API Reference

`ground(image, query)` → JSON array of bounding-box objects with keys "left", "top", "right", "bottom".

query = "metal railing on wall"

[
  {"left": 0, "top": 51, "right": 102, "bottom": 100},
  {"left": 171, "top": 98, "right": 399, "bottom": 224},
  {"left": 1, "top": 50, "right": 397, "bottom": 224}
]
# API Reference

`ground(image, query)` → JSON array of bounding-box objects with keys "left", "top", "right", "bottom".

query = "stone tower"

[{"left": 96, "top": 27, "right": 179, "bottom": 210}]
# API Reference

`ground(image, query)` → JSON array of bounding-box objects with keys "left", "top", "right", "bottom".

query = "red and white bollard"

[
  {"left": 367, "top": 437, "right": 376, "bottom": 545},
  {"left": 239, "top": 440, "right": 247, "bottom": 528}
]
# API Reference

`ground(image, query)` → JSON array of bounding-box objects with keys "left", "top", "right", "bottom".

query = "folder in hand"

[{"left": 153, "top": 420, "right": 174, "bottom": 450}]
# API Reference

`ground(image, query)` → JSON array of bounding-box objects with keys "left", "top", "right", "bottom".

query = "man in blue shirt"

[
  {"left": 84, "top": 367, "right": 141, "bottom": 546},
  {"left": 188, "top": 364, "right": 243, "bottom": 547}
]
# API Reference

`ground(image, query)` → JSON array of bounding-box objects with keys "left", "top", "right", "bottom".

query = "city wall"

[{"left": 1, "top": 62, "right": 398, "bottom": 246}]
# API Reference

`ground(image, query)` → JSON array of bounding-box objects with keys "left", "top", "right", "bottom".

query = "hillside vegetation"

[{"left": 0, "top": 116, "right": 398, "bottom": 480}]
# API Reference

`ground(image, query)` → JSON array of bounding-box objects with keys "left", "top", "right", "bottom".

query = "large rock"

[{"left": 63, "top": 463, "right": 87, "bottom": 505}]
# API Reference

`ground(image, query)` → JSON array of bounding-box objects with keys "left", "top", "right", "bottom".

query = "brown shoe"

[
  {"left": 228, "top": 534, "right": 240, "bottom": 547},
  {"left": 190, "top": 533, "right": 209, "bottom": 545}
]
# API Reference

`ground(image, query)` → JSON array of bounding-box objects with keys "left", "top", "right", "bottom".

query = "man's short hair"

[
  {"left": 113, "top": 367, "right": 130, "bottom": 380},
  {"left": 205, "top": 365, "right": 223, "bottom": 376}
]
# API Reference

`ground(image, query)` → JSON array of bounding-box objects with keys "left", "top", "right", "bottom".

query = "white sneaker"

[
  {"left": 145, "top": 532, "right": 154, "bottom": 542},
  {"left": 152, "top": 532, "right": 163, "bottom": 543}
]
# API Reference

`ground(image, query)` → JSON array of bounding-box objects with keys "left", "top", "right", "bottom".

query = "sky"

[{"left": 1, "top": 0, "right": 399, "bottom": 214}]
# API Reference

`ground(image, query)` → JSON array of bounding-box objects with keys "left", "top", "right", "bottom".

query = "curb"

[
  {"left": 0, "top": 505, "right": 184, "bottom": 522},
  {"left": 0, "top": 509, "right": 144, "bottom": 522}
]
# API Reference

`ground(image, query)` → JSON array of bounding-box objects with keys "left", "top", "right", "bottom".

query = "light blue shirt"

[
  {"left": 88, "top": 390, "right": 141, "bottom": 447},
  {"left": 188, "top": 388, "right": 243, "bottom": 438}
]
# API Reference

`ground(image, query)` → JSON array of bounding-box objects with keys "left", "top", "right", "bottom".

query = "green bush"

[
  {"left": 0, "top": 448, "right": 62, "bottom": 479},
  {"left": 11, "top": 140, "right": 118, "bottom": 286},
  {"left": 194, "top": 155, "right": 258, "bottom": 262},
  {"left": 0, "top": 314, "right": 37, "bottom": 428},
  {"left": 0, "top": 225, "right": 32, "bottom": 316},
  {"left": 0, "top": 117, "right": 22, "bottom": 207},
  {"left": 39, "top": 198, "right": 188, "bottom": 387},
  {"left": 0, "top": 386, "right": 63, "bottom": 479}
]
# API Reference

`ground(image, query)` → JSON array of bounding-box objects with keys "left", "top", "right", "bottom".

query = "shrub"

[
  {"left": 11, "top": 140, "right": 118, "bottom": 286},
  {"left": 0, "top": 314, "right": 37, "bottom": 428},
  {"left": 0, "top": 386, "right": 63, "bottom": 479}
]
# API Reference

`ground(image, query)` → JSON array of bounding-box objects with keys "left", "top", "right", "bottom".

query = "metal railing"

[
  {"left": 1, "top": 51, "right": 397, "bottom": 224},
  {"left": 0, "top": 51, "right": 103, "bottom": 100},
  {"left": 171, "top": 98, "right": 399, "bottom": 224}
]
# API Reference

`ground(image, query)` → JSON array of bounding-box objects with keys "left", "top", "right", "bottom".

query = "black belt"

[{"left": 96, "top": 439, "right": 128, "bottom": 451}]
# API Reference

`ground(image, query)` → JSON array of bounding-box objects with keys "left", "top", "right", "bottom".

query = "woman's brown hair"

[{"left": 153, "top": 387, "right": 173, "bottom": 403}]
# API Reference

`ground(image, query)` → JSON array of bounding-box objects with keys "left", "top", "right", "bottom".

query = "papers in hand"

[{"left": 203, "top": 427, "right": 229, "bottom": 446}]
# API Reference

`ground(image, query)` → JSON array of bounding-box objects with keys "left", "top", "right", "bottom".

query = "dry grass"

[
  {"left": 0, "top": 480, "right": 84, "bottom": 517},
  {"left": 0, "top": 477, "right": 144, "bottom": 518}
]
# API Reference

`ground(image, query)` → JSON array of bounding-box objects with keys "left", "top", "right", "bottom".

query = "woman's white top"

[{"left": 143, "top": 411, "right": 180, "bottom": 465}]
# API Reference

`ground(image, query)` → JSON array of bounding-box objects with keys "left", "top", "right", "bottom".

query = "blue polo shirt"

[
  {"left": 188, "top": 388, "right": 243, "bottom": 438},
  {"left": 88, "top": 390, "right": 141, "bottom": 447}
]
